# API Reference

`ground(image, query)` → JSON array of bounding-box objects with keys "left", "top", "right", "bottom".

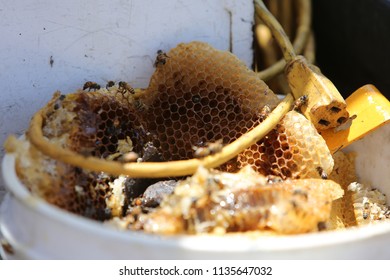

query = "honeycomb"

[
  {"left": 349, "top": 182, "right": 390, "bottom": 225},
  {"left": 138, "top": 166, "right": 344, "bottom": 235},
  {"left": 139, "top": 41, "right": 333, "bottom": 179},
  {"left": 18, "top": 89, "right": 150, "bottom": 220},
  {"left": 12, "top": 41, "right": 335, "bottom": 224},
  {"left": 238, "top": 111, "right": 334, "bottom": 179},
  {"left": 328, "top": 151, "right": 358, "bottom": 229},
  {"left": 65, "top": 90, "right": 146, "bottom": 158},
  {"left": 142, "top": 41, "right": 280, "bottom": 161}
]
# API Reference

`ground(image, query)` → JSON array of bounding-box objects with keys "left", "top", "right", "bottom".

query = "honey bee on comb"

[
  {"left": 106, "top": 80, "right": 115, "bottom": 89},
  {"left": 118, "top": 81, "right": 136, "bottom": 95},
  {"left": 83, "top": 81, "right": 101, "bottom": 91},
  {"left": 193, "top": 139, "right": 224, "bottom": 158},
  {"left": 362, "top": 199, "right": 370, "bottom": 220},
  {"left": 316, "top": 166, "right": 328, "bottom": 179},
  {"left": 153, "top": 49, "right": 169, "bottom": 67},
  {"left": 133, "top": 99, "right": 147, "bottom": 112},
  {"left": 53, "top": 94, "right": 66, "bottom": 110},
  {"left": 293, "top": 95, "right": 308, "bottom": 113},
  {"left": 259, "top": 104, "right": 271, "bottom": 122}
]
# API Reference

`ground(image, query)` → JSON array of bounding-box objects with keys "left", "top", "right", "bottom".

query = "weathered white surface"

[{"left": 0, "top": 0, "right": 255, "bottom": 202}]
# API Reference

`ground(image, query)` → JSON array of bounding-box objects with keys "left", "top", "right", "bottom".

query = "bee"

[
  {"left": 118, "top": 81, "right": 136, "bottom": 94},
  {"left": 259, "top": 104, "right": 271, "bottom": 122},
  {"left": 53, "top": 94, "right": 66, "bottom": 110},
  {"left": 193, "top": 139, "right": 224, "bottom": 158},
  {"left": 317, "top": 221, "right": 327, "bottom": 231},
  {"left": 153, "top": 49, "right": 169, "bottom": 67},
  {"left": 133, "top": 99, "right": 147, "bottom": 112},
  {"left": 362, "top": 198, "right": 370, "bottom": 220},
  {"left": 266, "top": 175, "right": 283, "bottom": 184},
  {"left": 292, "top": 189, "right": 308, "bottom": 200},
  {"left": 83, "top": 81, "right": 101, "bottom": 91},
  {"left": 106, "top": 80, "right": 115, "bottom": 89},
  {"left": 384, "top": 209, "right": 390, "bottom": 219},
  {"left": 316, "top": 166, "right": 328, "bottom": 179},
  {"left": 1, "top": 239, "right": 14, "bottom": 255},
  {"left": 293, "top": 95, "right": 308, "bottom": 112}
]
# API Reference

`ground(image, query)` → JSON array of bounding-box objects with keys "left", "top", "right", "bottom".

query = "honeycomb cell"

[
  {"left": 275, "top": 149, "right": 283, "bottom": 158},
  {"left": 22, "top": 87, "right": 162, "bottom": 219}
]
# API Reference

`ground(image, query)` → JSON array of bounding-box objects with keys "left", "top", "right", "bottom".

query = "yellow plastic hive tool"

[{"left": 320, "top": 84, "right": 390, "bottom": 154}]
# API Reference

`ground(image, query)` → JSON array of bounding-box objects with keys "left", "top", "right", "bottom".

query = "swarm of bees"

[{"left": 83, "top": 80, "right": 136, "bottom": 96}]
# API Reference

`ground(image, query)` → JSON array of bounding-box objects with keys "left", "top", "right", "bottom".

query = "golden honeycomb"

[
  {"left": 238, "top": 111, "right": 334, "bottom": 179},
  {"left": 139, "top": 42, "right": 333, "bottom": 179},
  {"left": 67, "top": 90, "right": 146, "bottom": 158},
  {"left": 349, "top": 182, "right": 389, "bottom": 225},
  {"left": 141, "top": 41, "right": 280, "bottom": 161},
  {"left": 328, "top": 151, "right": 358, "bottom": 229},
  {"left": 138, "top": 166, "right": 344, "bottom": 235},
  {"left": 16, "top": 89, "right": 149, "bottom": 220},
  {"left": 12, "top": 41, "right": 335, "bottom": 223}
]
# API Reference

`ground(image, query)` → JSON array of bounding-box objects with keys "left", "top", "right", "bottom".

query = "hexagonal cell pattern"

[
  {"left": 34, "top": 89, "right": 148, "bottom": 220},
  {"left": 238, "top": 111, "right": 334, "bottom": 179},
  {"left": 141, "top": 41, "right": 280, "bottom": 161},
  {"left": 20, "top": 42, "right": 334, "bottom": 221}
]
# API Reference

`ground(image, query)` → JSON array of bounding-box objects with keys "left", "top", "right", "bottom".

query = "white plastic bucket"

[{"left": 1, "top": 123, "right": 390, "bottom": 259}]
